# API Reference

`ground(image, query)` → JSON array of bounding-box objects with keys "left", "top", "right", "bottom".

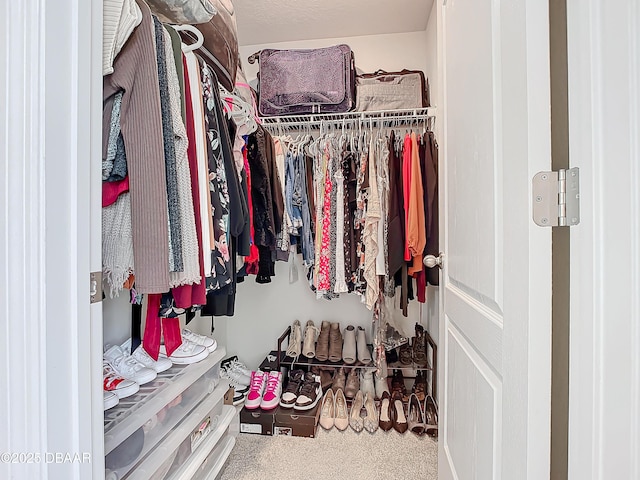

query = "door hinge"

[
  {"left": 532, "top": 167, "right": 580, "bottom": 227},
  {"left": 90, "top": 271, "right": 103, "bottom": 304}
]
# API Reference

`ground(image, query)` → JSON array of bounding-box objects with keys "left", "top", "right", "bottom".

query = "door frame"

[
  {"left": 566, "top": 0, "right": 640, "bottom": 478},
  {"left": 1, "top": 0, "right": 103, "bottom": 478}
]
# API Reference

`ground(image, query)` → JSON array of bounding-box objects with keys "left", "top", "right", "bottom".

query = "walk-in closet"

[
  {"left": 7, "top": 0, "right": 596, "bottom": 478},
  {"left": 96, "top": 0, "right": 557, "bottom": 479},
  {"left": 6, "top": 0, "right": 640, "bottom": 479}
]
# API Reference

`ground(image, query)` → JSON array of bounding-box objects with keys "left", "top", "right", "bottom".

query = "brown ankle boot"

[
  {"left": 344, "top": 368, "right": 360, "bottom": 399},
  {"left": 320, "top": 369, "right": 334, "bottom": 391},
  {"left": 328, "top": 322, "right": 343, "bottom": 362},
  {"left": 332, "top": 367, "right": 346, "bottom": 393},
  {"left": 315, "top": 321, "right": 331, "bottom": 361}
]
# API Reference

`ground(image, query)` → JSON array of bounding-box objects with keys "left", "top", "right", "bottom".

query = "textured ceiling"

[{"left": 234, "top": 0, "right": 434, "bottom": 46}]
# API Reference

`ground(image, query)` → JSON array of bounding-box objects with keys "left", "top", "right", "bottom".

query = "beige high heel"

[
  {"left": 334, "top": 388, "right": 349, "bottom": 431},
  {"left": 319, "top": 389, "right": 335, "bottom": 430}
]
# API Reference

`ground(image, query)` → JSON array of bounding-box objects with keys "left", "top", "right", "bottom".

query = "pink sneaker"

[
  {"left": 260, "top": 371, "right": 283, "bottom": 410},
  {"left": 245, "top": 371, "right": 267, "bottom": 410}
]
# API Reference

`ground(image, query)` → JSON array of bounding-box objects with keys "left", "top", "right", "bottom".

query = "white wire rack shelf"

[{"left": 259, "top": 107, "right": 436, "bottom": 129}]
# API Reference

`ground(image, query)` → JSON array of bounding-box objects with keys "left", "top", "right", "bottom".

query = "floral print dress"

[{"left": 200, "top": 62, "right": 232, "bottom": 291}]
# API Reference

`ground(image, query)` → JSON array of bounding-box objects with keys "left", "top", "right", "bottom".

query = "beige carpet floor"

[{"left": 219, "top": 428, "right": 438, "bottom": 480}]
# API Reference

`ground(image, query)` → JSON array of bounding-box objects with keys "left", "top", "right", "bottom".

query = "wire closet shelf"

[{"left": 258, "top": 107, "right": 436, "bottom": 130}]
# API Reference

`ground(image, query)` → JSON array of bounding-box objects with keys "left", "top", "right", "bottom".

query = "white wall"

[
  {"left": 239, "top": 30, "right": 431, "bottom": 83},
  {"left": 424, "top": 0, "right": 438, "bottom": 108}
]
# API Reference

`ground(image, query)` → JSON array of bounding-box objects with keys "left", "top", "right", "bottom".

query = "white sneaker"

[
  {"left": 104, "top": 345, "right": 157, "bottom": 385},
  {"left": 159, "top": 339, "right": 208, "bottom": 365},
  {"left": 181, "top": 328, "right": 217, "bottom": 353},
  {"left": 104, "top": 390, "right": 119, "bottom": 411},
  {"left": 221, "top": 362, "right": 251, "bottom": 387},
  {"left": 103, "top": 361, "right": 139, "bottom": 399},
  {"left": 228, "top": 359, "right": 251, "bottom": 376},
  {"left": 229, "top": 381, "right": 250, "bottom": 406},
  {"left": 121, "top": 339, "right": 173, "bottom": 373}
]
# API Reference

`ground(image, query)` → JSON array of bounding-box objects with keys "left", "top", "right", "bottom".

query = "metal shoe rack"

[
  {"left": 275, "top": 325, "right": 378, "bottom": 371},
  {"left": 275, "top": 325, "right": 437, "bottom": 401},
  {"left": 387, "top": 332, "right": 438, "bottom": 401}
]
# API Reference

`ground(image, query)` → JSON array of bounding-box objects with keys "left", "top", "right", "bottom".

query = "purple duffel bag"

[{"left": 248, "top": 44, "right": 356, "bottom": 116}]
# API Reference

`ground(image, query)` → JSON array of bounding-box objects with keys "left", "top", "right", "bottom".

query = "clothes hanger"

[{"left": 175, "top": 25, "right": 204, "bottom": 52}]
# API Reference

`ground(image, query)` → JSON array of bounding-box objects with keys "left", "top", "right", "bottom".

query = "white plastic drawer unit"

[
  {"left": 163, "top": 405, "right": 236, "bottom": 480},
  {"left": 190, "top": 434, "right": 237, "bottom": 480},
  {"left": 104, "top": 347, "right": 226, "bottom": 480}
]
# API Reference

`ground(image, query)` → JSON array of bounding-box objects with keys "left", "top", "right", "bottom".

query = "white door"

[{"left": 437, "top": 1, "right": 553, "bottom": 479}]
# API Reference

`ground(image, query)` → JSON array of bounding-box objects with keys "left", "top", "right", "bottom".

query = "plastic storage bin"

[{"left": 104, "top": 347, "right": 226, "bottom": 480}]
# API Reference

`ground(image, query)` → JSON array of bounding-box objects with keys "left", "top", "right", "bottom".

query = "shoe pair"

[
  {"left": 334, "top": 367, "right": 377, "bottom": 400},
  {"left": 103, "top": 341, "right": 170, "bottom": 408},
  {"left": 103, "top": 361, "right": 139, "bottom": 409},
  {"left": 348, "top": 390, "right": 379, "bottom": 434},
  {"left": 286, "top": 320, "right": 321, "bottom": 359},
  {"left": 342, "top": 367, "right": 359, "bottom": 399},
  {"left": 160, "top": 328, "right": 217, "bottom": 365},
  {"left": 342, "top": 325, "right": 372, "bottom": 365},
  {"left": 391, "top": 369, "right": 407, "bottom": 397},
  {"left": 398, "top": 324, "right": 430, "bottom": 367},
  {"left": 374, "top": 372, "right": 390, "bottom": 400},
  {"left": 220, "top": 357, "right": 252, "bottom": 405},
  {"left": 229, "top": 382, "right": 251, "bottom": 406},
  {"left": 280, "top": 370, "right": 322, "bottom": 410},
  {"left": 221, "top": 356, "right": 252, "bottom": 386},
  {"left": 407, "top": 393, "right": 439, "bottom": 436},
  {"left": 319, "top": 388, "right": 348, "bottom": 431},
  {"left": 379, "top": 391, "right": 409, "bottom": 434},
  {"left": 310, "top": 366, "right": 335, "bottom": 391},
  {"left": 245, "top": 371, "right": 283, "bottom": 411},
  {"left": 315, "top": 321, "right": 343, "bottom": 362},
  {"left": 103, "top": 329, "right": 217, "bottom": 411}
]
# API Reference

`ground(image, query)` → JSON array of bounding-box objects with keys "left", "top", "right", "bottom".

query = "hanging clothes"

[
  {"left": 387, "top": 131, "right": 405, "bottom": 280},
  {"left": 184, "top": 46, "right": 213, "bottom": 285},
  {"left": 171, "top": 54, "right": 207, "bottom": 310},
  {"left": 200, "top": 61, "right": 249, "bottom": 317},
  {"left": 103, "top": 0, "right": 142, "bottom": 76},
  {"left": 103, "top": 0, "right": 170, "bottom": 294},
  {"left": 162, "top": 26, "right": 200, "bottom": 289},
  {"left": 154, "top": 17, "right": 184, "bottom": 274},
  {"left": 407, "top": 131, "right": 426, "bottom": 276},
  {"left": 424, "top": 131, "right": 440, "bottom": 286}
]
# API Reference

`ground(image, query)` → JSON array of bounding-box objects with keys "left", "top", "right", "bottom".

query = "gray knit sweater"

[{"left": 103, "top": 0, "right": 170, "bottom": 293}]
